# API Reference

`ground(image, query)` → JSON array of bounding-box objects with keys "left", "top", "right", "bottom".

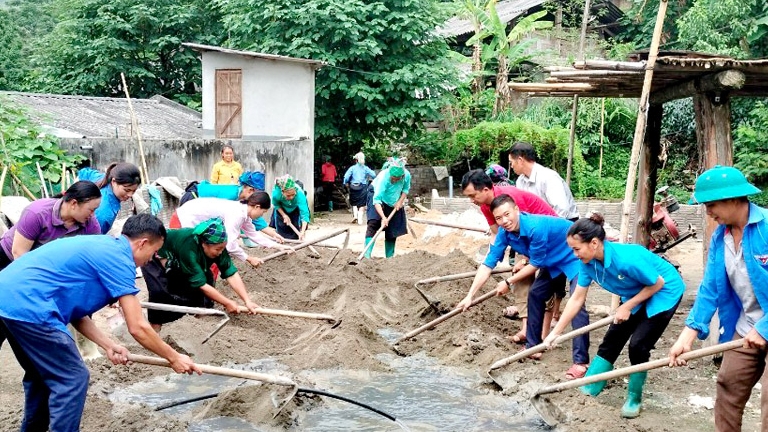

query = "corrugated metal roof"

[
  {"left": 1, "top": 92, "right": 202, "bottom": 139},
  {"left": 182, "top": 43, "right": 325, "bottom": 67},
  {"left": 437, "top": 0, "right": 547, "bottom": 38}
]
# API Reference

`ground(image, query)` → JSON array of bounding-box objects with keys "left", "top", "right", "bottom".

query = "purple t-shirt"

[{"left": 0, "top": 198, "right": 102, "bottom": 260}]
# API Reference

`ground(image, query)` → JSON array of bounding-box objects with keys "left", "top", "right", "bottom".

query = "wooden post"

[
  {"left": 694, "top": 91, "right": 733, "bottom": 261},
  {"left": 566, "top": 0, "right": 592, "bottom": 186},
  {"left": 633, "top": 104, "right": 663, "bottom": 247},
  {"left": 614, "top": 0, "right": 668, "bottom": 311},
  {"left": 693, "top": 91, "right": 733, "bottom": 352},
  {"left": 598, "top": 98, "right": 605, "bottom": 177}
]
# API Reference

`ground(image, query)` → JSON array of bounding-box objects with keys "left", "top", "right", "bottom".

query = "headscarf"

[
  {"left": 386, "top": 157, "right": 406, "bottom": 177},
  {"left": 193, "top": 217, "right": 227, "bottom": 244},
  {"left": 239, "top": 171, "right": 265, "bottom": 190},
  {"left": 324, "top": 155, "right": 332, "bottom": 163},
  {"left": 353, "top": 152, "right": 365, "bottom": 164},
  {"left": 486, "top": 164, "right": 509, "bottom": 183},
  {"left": 275, "top": 174, "right": 296, "bottom": 191}
]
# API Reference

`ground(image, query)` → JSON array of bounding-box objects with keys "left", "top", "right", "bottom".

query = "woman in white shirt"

[{"left": 176, "top": 191, "right": 292, "bottom": 268}]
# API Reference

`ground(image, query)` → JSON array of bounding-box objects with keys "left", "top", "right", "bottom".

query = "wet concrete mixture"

[{"left": 0, "top": 209, "right": 762, "bottom": 431}]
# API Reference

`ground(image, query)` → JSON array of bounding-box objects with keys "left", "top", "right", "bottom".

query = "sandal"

[
  {"left": 565, "top": 363, "right": 588, "bottom": 380},
  {"left": 507, "top": 332, "right": 527, "bottom": 345},
  {"left": 503, "top": 305, "right": 520, "bottom": 320}
]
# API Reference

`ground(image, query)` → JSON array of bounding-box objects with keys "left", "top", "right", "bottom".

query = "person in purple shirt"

[{"left": 0, "top": 181, "right": 102, "bottom": 270}]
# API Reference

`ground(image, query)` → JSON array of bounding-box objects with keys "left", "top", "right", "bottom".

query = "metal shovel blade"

[
  {"left": 272, "top": 385, "right": 300, "bottom": 418},
  {"left": 486, "top": 368, "right": 518, "bottom": 393},
  {"left": 531, "top": 394, "right": 565, "bottom": 427}
]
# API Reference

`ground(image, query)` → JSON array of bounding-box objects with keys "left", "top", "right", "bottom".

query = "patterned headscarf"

[
  {"left": 387, "top": 157, "right": 406, "bottom": 177},
  {"left": 193, "top": 217, "right": 227, "bottom": 244},
  {"left": 239, "top": 171, "right": 265, "bottom": 190},
  {"left": 275, "top": 174, "right": 296, "bottom": 191},
  {"left": 486, "top": 164, "right": 508, "bottom": 182}
]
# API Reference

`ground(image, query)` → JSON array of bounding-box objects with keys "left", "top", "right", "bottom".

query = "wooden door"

[{"left": 215, "top": 69, "right": 243, "bottom": 138}]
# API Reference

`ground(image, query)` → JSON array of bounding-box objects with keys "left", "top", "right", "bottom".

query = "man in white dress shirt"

[{"left": 508, "top": 142, "right": 580, "bottom": 221}]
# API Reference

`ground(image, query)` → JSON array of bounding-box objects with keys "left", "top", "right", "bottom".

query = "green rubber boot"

[
  {"left": 621, "top": 372, "right": 647, "bottom": 418},
  {"left": 328, "top": 201, "right": 333, "bottom": 211},
  {"left": 579, "top": 355, "right": 614, "bottom": 397},
  {"left": 384, "top": 240, "right": 396, "bottom": 258},
  {"left": 364, "top": 237, "right": 373, "bottom": 259}
]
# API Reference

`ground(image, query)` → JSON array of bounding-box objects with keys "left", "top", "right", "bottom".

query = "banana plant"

[{"left": 468, "top": 4, "right": 552, "bottom": 116}]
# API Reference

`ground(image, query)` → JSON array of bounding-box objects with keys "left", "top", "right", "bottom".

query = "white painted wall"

[{"left": 200, "top": 52, "right": 316, "bottom": 140}]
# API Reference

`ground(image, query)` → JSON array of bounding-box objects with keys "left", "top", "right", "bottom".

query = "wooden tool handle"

[
  {"left": 140, "top": 302, "right": 226, "bottom": 316},
  {"left": 262, "top": 228, "right": 348, "bottom": 262},
  {"left": 357, "top": 211, "right": 397, "bottom": 261},
  {"left": 536, "top": 339, "right": 744, "bottom": 396},
  {"left": 489, "top": 316, "right": 615, "bottom": 370},
  {"left": 238, "top": 306, "right": 336, "bottom": 322},
  {"left": 395, "top": 289, "right": 498, "bottom": 344},
  {"left": 409, "top": 218, "right": 488, "bottom": 233},
  {"left": 286, "top": 222, "right": 320, "bottom": 255},
  {"left": 416, "top": 267, "right": 513, "bottom": 285},
  {"left": 127, "top": 354, "right": 296, "bottom": 387}
]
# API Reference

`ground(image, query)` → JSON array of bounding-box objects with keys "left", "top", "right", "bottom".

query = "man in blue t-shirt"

[{"left": 0, "top": 214, "right": 201, "bottom": 432}]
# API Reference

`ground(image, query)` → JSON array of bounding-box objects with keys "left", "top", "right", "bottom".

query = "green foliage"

[
  {"left": 0, "top": 96, "right": 83, "bottom": 195},
  {"left": 618, "top": 0, "right": 692, "bottom": 48},
  {"left": 217, "top": 0, "right": 460, "bottom": 157},
  {"left": 677, "top": 0, "right": 768, "bottom": 58},
  {"left": 29, "top": 0, "right": 224, "bottom": 101},
  {"left": 734, "top": 101, "right": 768, "bottom": 186},
  {"left": 448, "top": 119, "right": 588, "bottom": 189},
  {"left": 0, "top": 0, "right": 57, "bottom": 90}
]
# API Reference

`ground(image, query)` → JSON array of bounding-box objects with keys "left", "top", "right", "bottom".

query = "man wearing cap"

[
  {"left": 141, "top": 217, "right": 260, "bottom": 331},
  {"left": 344, "top": 152, "right": 377, "bottom": 225},
  {"left": 365, "top": 157, "right": 410, "bottom": 258},
  {"left": 669, "top": 165, "right": 768, "bottom": 431}
]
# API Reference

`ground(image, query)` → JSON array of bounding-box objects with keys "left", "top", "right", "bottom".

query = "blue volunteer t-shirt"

[
  {"left": 578, "top": 241, "right": 684, "bottom": 317},
  {"left": 0, "top": 235, "right": 139, "bottom": 335},
  {"left": 484, "top": 213, "right": 580, "bottom": 280}
]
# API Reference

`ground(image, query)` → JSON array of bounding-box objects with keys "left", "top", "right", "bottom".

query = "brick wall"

[{"left": 408, "top": 165, "right": 449, "bottom": 196}]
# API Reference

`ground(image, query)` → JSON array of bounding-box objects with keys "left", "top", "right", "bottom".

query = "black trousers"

[{"left": 597, "top": 300, "right": 681, "bottom": 365}]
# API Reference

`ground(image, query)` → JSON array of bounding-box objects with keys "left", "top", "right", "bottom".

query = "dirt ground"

[{"left": 0, "top": 207, "right": 762, "bottom": 431}]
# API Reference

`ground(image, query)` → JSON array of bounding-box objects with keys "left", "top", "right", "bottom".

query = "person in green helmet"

[
  {"left": 544, "top": 212, "right": 684, "bottom": 418},
  {"left": 364, "top": 157, "right": 410, "bottom": 258},
  {"left": 669, "top": 165, "right": 768, "bottom": 431}
]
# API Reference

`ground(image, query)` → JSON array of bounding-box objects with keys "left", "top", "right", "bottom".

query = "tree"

[
  {"left": 216, "top": 0, "right": 460, "bottom": 157},
  {"left": 0, "top": 0, "right": 57, "bottom": 91},
  {"left": 676, "top": 0, "right": 768, "bottom": 58},
  {"left": 468, "top": 6, "right": 552, "bottom": 116},
  {"left": 29, "top": 0, "right": 225, "bottom": 106},
  {"left": 455, "top": 0, "right": 491, "bottom": 94}
]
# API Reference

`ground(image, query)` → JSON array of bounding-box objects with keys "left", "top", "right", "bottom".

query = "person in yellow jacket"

[{"left": 210, "top": 145, "right": 243, "bottom": 185}]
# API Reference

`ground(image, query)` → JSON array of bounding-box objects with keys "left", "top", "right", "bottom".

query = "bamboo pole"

[
  {"left": 120, "top": 73, "right": 149, "bottom": 185},
  {"left": 61, "top": 163, "right": 67, "bottom": 192},
  {"left": 566, "top": 0, "right": 592, "bottom": 186},
  {"left": 35, "top": 162, "right": 48, "bottom": 198},
  {"left": 599, "top": 97, "right": 605, "bottom": 177},
  {"left": 615, "top": 0, "right": 669, "bottom": 311},
  {"left": 573, "top": 60, "right": 647, "bottom": 71},
  {"left": 509, "top": 83, "right": 593, "bottom": 92}
]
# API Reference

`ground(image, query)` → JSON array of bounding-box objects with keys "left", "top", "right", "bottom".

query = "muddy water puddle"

[{"left": 111, "top": 354, "right": 547, "bottom": 431}]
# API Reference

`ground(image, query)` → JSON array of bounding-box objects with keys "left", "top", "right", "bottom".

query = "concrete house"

[{"left": 3, "top": 44, "right": 323, "bottom": 207}]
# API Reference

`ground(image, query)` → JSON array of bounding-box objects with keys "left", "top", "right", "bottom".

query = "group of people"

[
  {"left": 456, "top": 144, "right": 767, "bottom": 428},
  {"left": 1, "top": 135, "right": 765, "bottom": 430}
]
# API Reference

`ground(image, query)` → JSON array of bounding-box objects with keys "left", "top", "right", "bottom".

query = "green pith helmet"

[{"left": 689, "top": 165, "right": 761, "bottom": 204}]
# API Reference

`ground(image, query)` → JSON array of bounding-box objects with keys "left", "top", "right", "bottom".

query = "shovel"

[
  {"left": 413, "top": 267, "right": 514, "bottom": 311},
  {"left": 140, "top": 302, "right": 230, "bottom": 344},
  {"left": 237, "top": 306, "right": 342, "bottom": 328},
  {"left": 393, "top": 289, "right": 498, "bottom": 344},
  {"left": 487, "top": 315, "right": 615, "bottom": 390},
  {"left": 530, "top": 339, "right": 745, "bottom": 427},
  {"left": 126, "top": 354, "right": 408, "bottom": 429},
  {"left": 262, "top": 228, "right": 348, "bottom": 263},
  {"left": 349, "top": 210, "right": 395, "bottom": 265}
]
